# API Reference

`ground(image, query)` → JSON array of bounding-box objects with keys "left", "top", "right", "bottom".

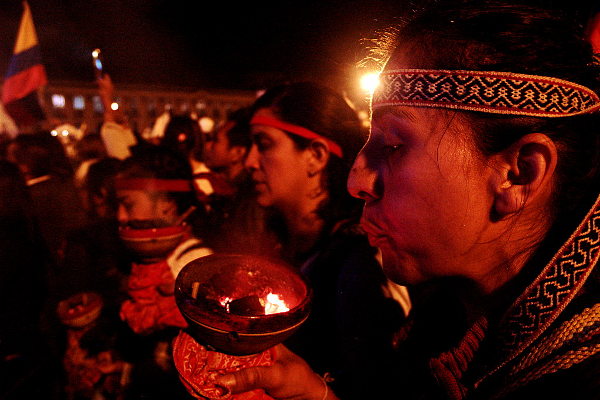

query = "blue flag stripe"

[{"left": 5, "top": 45, "right": 42, "bottom": 79}]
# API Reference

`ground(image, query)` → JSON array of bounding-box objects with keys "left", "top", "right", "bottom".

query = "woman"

[
  {"left": 216, "top": 1, "right": 600, "bottom": 399},
  {"left": 241, "top": 82, "right": 407, "bottom": 399}
]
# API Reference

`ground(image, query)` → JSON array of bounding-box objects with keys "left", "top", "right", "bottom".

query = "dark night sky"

[{"left": 0, "top": 0, "right": 596, "bottom": 93}]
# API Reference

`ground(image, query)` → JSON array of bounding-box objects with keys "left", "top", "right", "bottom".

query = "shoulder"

[{"left": 167, "top": 238, "right": 213, "bottom": 277}]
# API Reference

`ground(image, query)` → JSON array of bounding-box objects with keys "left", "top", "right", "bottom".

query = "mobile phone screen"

[{"left": 92, "top": 49, "right": 103, "bottom": 78}]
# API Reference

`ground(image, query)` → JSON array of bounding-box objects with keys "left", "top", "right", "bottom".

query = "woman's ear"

[
  {"left": 492, "top": 133, "right": 557, "bottom": 218},
  {"left": 306, "top": 139, "right": 331, "bottom": 177}
]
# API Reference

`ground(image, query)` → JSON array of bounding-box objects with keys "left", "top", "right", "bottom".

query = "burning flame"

[
  {"left": 263, "top": 293, "right": 289, "bottom": 315},
  {"left": 219, "top": 296, "right": 233, "bottom": 313}
]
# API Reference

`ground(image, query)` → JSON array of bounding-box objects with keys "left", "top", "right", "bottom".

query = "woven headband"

[
  {"left": 373, "top": 69, "right": 600, "bottom": 117},
  {"left": 115, "top": 178, "right": 193, "bottom": 192},
  {"left": 250, "top": 115, "right": 343, "bottom": 157}
]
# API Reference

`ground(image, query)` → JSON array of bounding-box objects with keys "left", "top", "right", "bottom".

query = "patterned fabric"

[
  {"left": 504, "top": 305, "right": 600, "bottom": 388},
  {"left": 172, "top": 330, "right": 275, "bottom": 400},
  {"left": 485, "top": 194, "right": 600, "bottom": 378},
  {"left": 421, "top": 194, "right": 600, "bottom": 398},
  {"left": 120, "top": 259, "right": 187, "bottom": 334},
  {"left": 373, "top": 69, "right": 600, "bottom": 117}
]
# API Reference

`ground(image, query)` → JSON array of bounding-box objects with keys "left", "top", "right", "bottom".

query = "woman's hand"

[{"left": 216, "top": 344, "right": 338, "bottom": 400}]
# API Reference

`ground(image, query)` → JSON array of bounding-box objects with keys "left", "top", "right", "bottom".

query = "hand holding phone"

[{"left": 92, "top": 48, "right": 103, "bottom": 79}]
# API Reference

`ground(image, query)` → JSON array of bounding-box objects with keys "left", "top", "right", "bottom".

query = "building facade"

[{"left": 41, "top": 81, "right": 259, "bottom": 135}]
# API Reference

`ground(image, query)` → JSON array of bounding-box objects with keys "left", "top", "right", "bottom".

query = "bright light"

[
  {"left": 263, "top": 293, "right": 289, "bottom": 315},
  {"left": 51, "top": 94, "right": 66, "bottom": 108},
  {"left": 110, "top": 102, "right": 119, "bottom": 111},
  {"left": 61, "top": 130, "right": 69, "bottom": 136},
  {"left": 92, "top": 49, "right": 100, "bottom": 58},
  {"left": 198, "top": 116, "right": 215, "bottom": 133},
  {"left": 360, "top": 72, "right": 381, "bottom": 95},
  {"left": 51, "top": 130, "right": 58, "bottom": 136}
]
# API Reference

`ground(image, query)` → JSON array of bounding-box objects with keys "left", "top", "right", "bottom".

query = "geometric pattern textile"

[
  {"left": 478, "top": 193, "right": 600, "bottom": 385},
  {"left": 373, "top": 69, "right": 600, "bottom": 117}
]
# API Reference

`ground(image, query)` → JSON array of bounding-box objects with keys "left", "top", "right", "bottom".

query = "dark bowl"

[
  {"left": 175, "top": 253, "right": 311, "bottom": 355},
  {"left": 57, "top": 291, "right": 103, "bottom": 328}
]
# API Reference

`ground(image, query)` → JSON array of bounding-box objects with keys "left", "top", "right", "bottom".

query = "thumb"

[{"left": 216, "top": 365, "right": 273, "bottom": 394}]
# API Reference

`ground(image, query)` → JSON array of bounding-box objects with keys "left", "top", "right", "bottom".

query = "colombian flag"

[{"left": 2, "top": 2, "right": 47, "bottom": 128}]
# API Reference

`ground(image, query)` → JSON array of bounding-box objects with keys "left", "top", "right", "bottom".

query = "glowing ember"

[
  {"left": 263, "top": 293, "right": 289, "bottom": 315},
  {"left": 219, "top": 296, "right": 233, "bottom": 313}
]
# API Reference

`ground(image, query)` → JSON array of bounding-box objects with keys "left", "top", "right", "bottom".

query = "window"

[
  {"left": 51, "top": 94, "right": 66, "bottom": 108},
  {"left": 92, "top": 96, "right": 104, "bottom": 113},
  {"left": 73, "top": 95, "right": 85, "bottom": 110}
]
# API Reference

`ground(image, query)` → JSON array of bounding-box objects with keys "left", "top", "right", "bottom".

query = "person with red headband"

[
  {"left": 115, "top": 145, "right": 212, "bottom": 399},
  {"left": 173, "top": 81, "right": 408, "bottom": 399},
  {"left": 213, "top": 1, "right": 600, "bottom": 399}
]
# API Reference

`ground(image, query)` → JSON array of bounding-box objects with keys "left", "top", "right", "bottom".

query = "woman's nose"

[
  {"left": 244, "top": 144, "right": 259, "bottom": 171},
  {"left": 347, "top": 150, "right": 379, "bottom": 202}
]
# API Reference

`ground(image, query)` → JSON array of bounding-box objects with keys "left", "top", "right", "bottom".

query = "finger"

[{"left": 216, "top": 365, "right": 273, "bottom": 394}]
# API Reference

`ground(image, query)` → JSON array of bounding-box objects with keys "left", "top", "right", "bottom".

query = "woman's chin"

[
  {"left": 255, "top": 193, "right": 273, "bottom": 208},
  {"left": 380, "top": 252, "right": 423, "bottom": 287}
]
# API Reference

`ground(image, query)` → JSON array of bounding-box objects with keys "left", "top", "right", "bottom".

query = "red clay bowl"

[
  {"left": 175, "top": 253, "right": 311, "bottom": 355},
  {"left": 119, "top": 225, "right": 186, "bottom": 261}
]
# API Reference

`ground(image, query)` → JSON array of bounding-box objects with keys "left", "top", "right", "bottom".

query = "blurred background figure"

[
  {"left": 0, "top": 159, "right": 63, "bottom": 399},
  {"left": 72, "top": 133, "right": 108, "bottom": 190},
  {"left": 5, "top": 132, "right": 87, "bottom": 273},
  {"left": 201, "top": 106, "right": 274, "bottom": 254}
]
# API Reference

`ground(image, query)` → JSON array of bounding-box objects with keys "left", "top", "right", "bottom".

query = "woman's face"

[
  {"left": 347, "top": 107, "right": 502, "bottom": 286},
  {"left": 244, "top": 108, "right": 313, "bottom": 211}
]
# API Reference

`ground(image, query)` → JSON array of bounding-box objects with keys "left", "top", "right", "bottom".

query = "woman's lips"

[{"left": 360, "top": 218, "right": 388, "bottom": 247}]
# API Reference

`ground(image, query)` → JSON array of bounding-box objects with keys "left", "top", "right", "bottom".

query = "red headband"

[
  {"left": 250, "top": 115, "right": 343, "bottom": 158},
  {"left": 115, "top": 178, "right": 193, "bottom": 192}
]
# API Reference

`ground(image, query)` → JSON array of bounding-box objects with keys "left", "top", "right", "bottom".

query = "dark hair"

[
  {"left": 8, "top": 132, "right": 74, "bottom": 178},
  {"left": 160, "top": 114, "right": 204, "bottom": 161},
  {"left": 225, "top": 106, "right": 253, "bottom": 150},
  {"left": 251, "top": 81, "right": 368, "bottom": 225},
  {"left": 118, "top": 145, "right": 196, "bottom": 215},
  {"left": 374, "top": 0, "right": 600, "bottom": 227},
  {"left": 0, "top": 159, "right": 31, "bottom": 218},
  {"left": 85, "top": 157, "right": 121, "bottom": 218}
]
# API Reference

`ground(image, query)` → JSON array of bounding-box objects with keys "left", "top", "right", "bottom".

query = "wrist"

[{"left": 315, "top": 373, "right": 338, "bottom": 400}]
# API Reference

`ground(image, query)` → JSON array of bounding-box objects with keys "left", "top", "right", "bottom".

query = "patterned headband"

[{"left": 373, "top": 69, "right": 600, "bottom": 117}]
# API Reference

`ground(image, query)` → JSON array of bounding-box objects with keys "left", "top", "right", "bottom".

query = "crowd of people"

[{"left": 1, "top": 0, "right": 599, "bottom": 399}]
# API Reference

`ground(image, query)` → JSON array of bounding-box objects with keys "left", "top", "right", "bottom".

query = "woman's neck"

[{"left": 280, "top": 192, "right": 328, "bottom": 258}]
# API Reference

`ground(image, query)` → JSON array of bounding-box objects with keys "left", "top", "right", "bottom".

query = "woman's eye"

[
  {"left": 255, "top": 138, "right": 272, "bottom": 151},
  {"left": 383, "top": 144, "right": 402, "bottom": 155}
]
